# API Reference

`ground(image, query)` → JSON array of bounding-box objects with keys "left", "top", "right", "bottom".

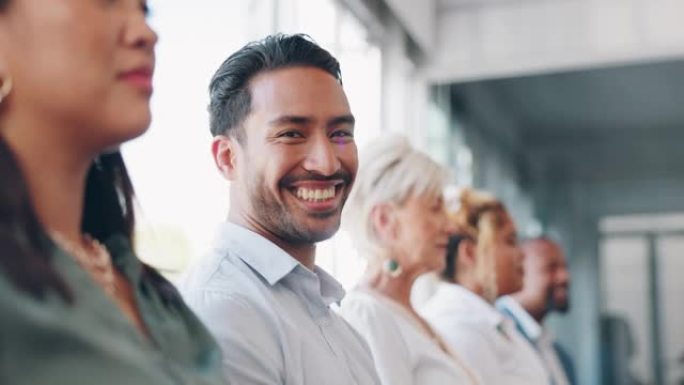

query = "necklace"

[
  {"left": 51, "top": 232, "right": 118, "bottom": 297},
  {"left": 51, "top": 232, "right": 152, "bottom": 337}
]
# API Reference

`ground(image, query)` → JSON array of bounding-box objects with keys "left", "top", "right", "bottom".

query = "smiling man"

[
  {"left": 497, "top": 237, "right": 575, "bottom": 385},
  {"left": 178, "top": 34, "right": 380, "bottom": 385}
]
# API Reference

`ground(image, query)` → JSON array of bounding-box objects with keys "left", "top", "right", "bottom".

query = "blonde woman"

[
  {"left": 339, "top": 137, "right": 480, "bottom": 385},
  {"left": 420, "top": 189, "right": 549, "bottom": 385}
]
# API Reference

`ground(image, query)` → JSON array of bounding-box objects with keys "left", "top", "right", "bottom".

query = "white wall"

[
  {"left": 427, "top": 0, "right": 684, "bottom": 82},
  {"left": 383, "top": 0, "right": 436, "bottom": 53}
]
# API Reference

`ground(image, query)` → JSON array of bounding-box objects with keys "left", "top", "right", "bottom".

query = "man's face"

[
  {"left": 524, "top": 240, "right": 571, "bottom": 314},
  {"left": 233, "top": 66, "right": 357, "bottom": 245},
  {"left": 549, "top": 244, "right": 571, "bottom": 312}
]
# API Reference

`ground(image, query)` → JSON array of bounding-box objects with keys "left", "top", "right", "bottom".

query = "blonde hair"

[
  {"left": 447, "top": 188, "right": 509, "bottom": 302},
  {"left": 343, "top": 136, "right": 447, "bottom": 259}
]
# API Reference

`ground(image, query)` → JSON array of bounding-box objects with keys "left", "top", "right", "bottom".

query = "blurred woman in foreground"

[{"left": 0, "top": 1, "right": 222, "bottom": 383}]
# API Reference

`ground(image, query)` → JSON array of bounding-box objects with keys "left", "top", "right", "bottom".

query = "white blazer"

[{"left": 420, "top": 283, "right": 551, "bottom": 385}]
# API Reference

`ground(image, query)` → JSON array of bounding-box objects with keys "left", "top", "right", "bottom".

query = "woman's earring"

[
  {"left": 383, "top": 259, "right": 403, "bottom": 278},
  {"left": 0, "top": 75, "right": 13, "bottom": 104}
]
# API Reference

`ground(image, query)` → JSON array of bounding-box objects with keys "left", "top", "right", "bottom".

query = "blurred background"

[{"left": 123, "top": 1, "right": 684, "bottom": 384}]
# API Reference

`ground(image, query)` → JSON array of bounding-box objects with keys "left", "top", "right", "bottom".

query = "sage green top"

[{"left": 0, "top": 234, "right": 224, "bottom": 385}]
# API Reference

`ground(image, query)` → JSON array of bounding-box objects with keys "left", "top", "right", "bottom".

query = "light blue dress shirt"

[{"left": 178, "top": 221, "right": 380, "bottom": 385}]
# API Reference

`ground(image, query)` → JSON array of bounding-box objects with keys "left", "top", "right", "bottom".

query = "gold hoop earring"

[{"left": 0, "top": 75, "right": 13, "bottom": 104}]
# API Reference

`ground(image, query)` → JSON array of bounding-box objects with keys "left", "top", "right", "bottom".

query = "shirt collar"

[
  {"left": 434, "top": 282, "right": 505, "bottom": 328},
  {"left": 215, "top": 221, "right": 345, "bottom": 306},
  {"left": 216, "top": 221, "right": 299, "bottom": 286},
  {"left": 497, "top": 295, "right": 543, "bottom": 341},
  {"left": 312, "top": 265, "right": 346, "bottom": 306}
]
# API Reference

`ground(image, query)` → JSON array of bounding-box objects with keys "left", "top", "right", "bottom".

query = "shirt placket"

[
  {"left": 298, "top": 270, "right": 360, "bottom": 385},
  {"left": 317, "top": 314, "right": 362, "bottom": 385}
]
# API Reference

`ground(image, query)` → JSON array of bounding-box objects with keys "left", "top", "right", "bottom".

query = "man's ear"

[
  {"left": 211, "top": 135, "right": 240, "bottom": 181},
  {"left": 370, "top": 203, "right": 399, "bottom": 244}
]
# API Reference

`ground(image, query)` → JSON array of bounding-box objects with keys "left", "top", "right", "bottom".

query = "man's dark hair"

[{"left": 208, "top": 34, "right": 342, "bottom": 141}]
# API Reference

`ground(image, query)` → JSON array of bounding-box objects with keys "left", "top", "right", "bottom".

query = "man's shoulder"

[
  {"left": 178, "top": 250, "right": 287, "bottom": 345},
  {"left": 178, "top": 247, "right": 278, "bottom": 313}
]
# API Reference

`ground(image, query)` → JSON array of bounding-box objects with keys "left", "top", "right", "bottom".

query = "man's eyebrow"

[
  {"left": 328, "top": 114, "right": 355, "bottom": 127},
  {"left": 268, "top": 114, "right": 356, "bottom": 127},
  {"left": 268, "top": 115, "right": 314, "bottom": 126}
]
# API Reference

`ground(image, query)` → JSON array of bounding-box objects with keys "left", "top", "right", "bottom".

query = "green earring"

[{"left": 384, "top": 259, "right": 403, "bottom": 278}]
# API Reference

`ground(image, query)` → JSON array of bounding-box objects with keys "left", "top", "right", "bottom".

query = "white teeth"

[{"left": 295, "top": 186, "right": 336, "bottom": 202}]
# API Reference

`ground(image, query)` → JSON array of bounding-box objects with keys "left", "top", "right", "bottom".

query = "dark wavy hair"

[
  {"left": 208, "top": 33, "right": 341, "bottom": 141},
  {"left": 0, "top": 139, "right": 180, "bottom": 306},
  {"left": 0, "top": 140, "right": 130, "bottom": 302},
  {"left": 441, "top": 234, "right": 469, "bottom": 282}
]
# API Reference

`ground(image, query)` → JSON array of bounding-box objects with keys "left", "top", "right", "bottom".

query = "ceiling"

[
  {"left": 449, "top": 59, "right": 684, "bottom": 145},
  {"left": 437, "top": 0, "right": 546, "bottom": 10}
]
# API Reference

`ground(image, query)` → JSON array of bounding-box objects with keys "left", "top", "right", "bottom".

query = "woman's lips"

[{"left": 119, "top": 67, "right": 153, "bottom": 93}]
